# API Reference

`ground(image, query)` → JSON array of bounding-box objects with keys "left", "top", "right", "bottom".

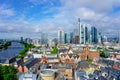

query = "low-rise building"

[
  {"left": 19, "top": 73, "right": 37, "bottom": 80},
  {"left": 17, "top": 58, "right": 40, "bottom": 72}
]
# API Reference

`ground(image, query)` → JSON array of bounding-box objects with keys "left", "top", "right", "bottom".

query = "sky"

[{"left": 0, "top": 0, "right": 120, "bottom": 39}]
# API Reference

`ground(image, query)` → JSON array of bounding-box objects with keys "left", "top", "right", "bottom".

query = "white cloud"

[
  {"left": 0, "top": 4, "right": 15, "bottom": 16},
  {"left": 1, "top": 0, "right": 120, "bottom": 39}
]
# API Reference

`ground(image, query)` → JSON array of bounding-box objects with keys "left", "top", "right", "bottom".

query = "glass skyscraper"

[
  {"left": 64, "top": 33, "right": 67, "bottom": 43},
  {"left": 70, "top": 32, "right": 74, "bottom": 43},
  {"left": 79, "top": 24, "right": 86, "bottom": 44},
  {"left": 91, "top": 26, "right": 98, "bottom": 44},
  {"left": 58, "top": 30, "right": 64, "bottom": 44},
  {"left": 41, "top": 33, "right": 48, "bottom": 45}
]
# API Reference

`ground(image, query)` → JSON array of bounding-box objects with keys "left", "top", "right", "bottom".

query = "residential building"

[
  {"left": 17, "top": 58, "right": 40, "bottom": 73},
  {"left": 19, "top": 73, "right": 37, "bottom": 80}
]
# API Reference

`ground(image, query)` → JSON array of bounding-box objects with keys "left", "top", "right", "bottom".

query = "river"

[{"left": 0, "top": 42, "right": 24, "bottom": 59}]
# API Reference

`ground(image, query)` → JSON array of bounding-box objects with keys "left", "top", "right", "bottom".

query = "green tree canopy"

[{"left": 0, "top": 66, "right": 17, "bottom": 80}]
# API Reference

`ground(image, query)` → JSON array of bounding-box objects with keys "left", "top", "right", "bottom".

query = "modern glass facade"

[{"left": 91, "top": 26, "right": 98, "bottom": 44}]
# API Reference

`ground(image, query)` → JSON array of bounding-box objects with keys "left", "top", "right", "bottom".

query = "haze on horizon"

[{"left": 0, "top": 0, "right": 120, "bottom": 39}]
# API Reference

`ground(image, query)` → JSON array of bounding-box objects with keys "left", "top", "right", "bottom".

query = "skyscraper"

[
  {"left": 79, "top": 24, "right": 86, "bottom": 44},
  {"left": 85, "top": 26, "right": 88, "bottom": 44},
  {"left": 98, "top": 32, "right": 102, "bottom": 44},
  {"left": 58, "top": 30, "right": 64, "bottom": 44},
  {"left": 73, "top": 29, "right": 78, "bottom": 37},
  {"left": 41, "top": 33, "right": 48, "bottom": 45},
  {"left": 119, "top": 31, "right": 120, "bottom": 46},
  {"left": 91, "top": 26, "right": 98, "bottom": 44},
  {"left": 70, "top": 32, "right": 74, "bottom": 43},
  {"left": 20, "top": 37, "right": 24, "bottom": 42},
  {"left": 64, "top": 33, "right": 68, "bottom": 43}
]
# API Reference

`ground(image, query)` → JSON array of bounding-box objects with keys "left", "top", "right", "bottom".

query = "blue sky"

[{"left": 0, "top": 0, "right": 120, "bottom": 39}]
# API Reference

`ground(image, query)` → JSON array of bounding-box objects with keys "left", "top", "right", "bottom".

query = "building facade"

[
  {"left": 58, "top": 30, "right": 65, "bottom": 44},
  {"left": 79, "top": 24, "right": 86, "bottom": 44},
  {"left": 91, "top": 26, "right": 98, "bottom": 44},
  {"left": 41, "top": 33, "right": 48, "bottom": 45}
]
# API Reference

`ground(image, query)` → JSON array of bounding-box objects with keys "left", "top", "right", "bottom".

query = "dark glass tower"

[
  {"left": 64, "top": 33, "right": 67, "bottom": 43},
  {"left": 70, "top": 32, "right": 74, "bottom": 43},
  {"left": 91, "top": 26, "right": 98, "bottom": 44},
  {"left": 85, "top": 27, "right": 88, "bottom": 44}
]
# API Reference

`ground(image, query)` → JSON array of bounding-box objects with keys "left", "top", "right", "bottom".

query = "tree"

[
  {"left": 51, "top": 47, "right": 58, "bottom": 54},
  {"left": 100, "top": 51, "right": 106, "bottom": 57},
  {"left": 0, "top": 66, "right": 17, "bottom": 80}
]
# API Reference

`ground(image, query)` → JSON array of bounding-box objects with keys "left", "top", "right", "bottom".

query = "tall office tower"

[
  {"left": 88, "top": 31, "right": 91, "bottom": 44},
  {"left": 64, "top": 33, "right": 68, "bottom": 43},
  {"left": 70, "top": 32, "right": 74, "bottom": 43},
  {"left": 41, "top": 33, "right": 48, "bottom": 45},
  {"left": 103, "top": 36, "right": 108, "bottom": 42},
  {"left": 74, "top": 35, "right": 79, "bottom": 44},
  {"left": 78, "top": 18, "right": 80, "bottom": 35},
  {"left": 119, "top": 31, "right": 120, "bottom": 46},
  {"left": 79, "top": 24, "right": 86, "bottom": 44},
  {"left": 91, "top": 26, "right": 98, "bottom": 44},
  {"left": 25, "top": 38, "right": 32, "bottom": 44},
  {"left": 20, "top": 37, "right": 24, "bottom": 42},
  {"left": 73, "top": 29, "right": 78, "bottom": 37},
  {"left": 98, "top": 32, "right": 102, "bottom": 44},
  {"left": 85, "top": 26, "right": 88, "bottom": 44},
  {"left": 58, "top": 30, "right": 65, "bottom": 44}
]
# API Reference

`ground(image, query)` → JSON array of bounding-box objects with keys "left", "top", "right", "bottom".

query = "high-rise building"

[
  {"left": 79, "top": 24, "right": 86, "bottom": 44},
  {"left": 25, "top": 38, "right": 32, "bottom": 44},
  {"left": 73, "top": 29, "right": 78, "bottom": 37},
  {"left": 74, "top": 35, "right": 79, "bottom": 44},
  {"left": 41, "top": 33, "right": 48, "bottom": 45},
  {"left": 85, "top": 26, "right": 88, "bottom": 44},
  {"left": 91, "top": 26, "right": 98, "bottom": 44},
  {"left": 64, "top": 33, "right": 68, "bottom": 43},
  {"left": 118, "top": 31, "right": 120, "bottom": 46},
  {"left": 58, "top": 30, "right": 64, "bottom": 44},
  {"left": 70, "top": 32, "right": 74, "bottom": 43},
  {"left": 98, "top": 32, "right": 102, "bottom": 44},
  {"left": 20, "top": 37, "right": 24, "bottom": 42}
]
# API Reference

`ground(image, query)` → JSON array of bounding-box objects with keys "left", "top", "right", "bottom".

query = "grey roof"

[
  {"left": 60, "top": 54, "right": 79, "bottom": 59},
  {"left": 58, "top": 48, "right": 68, "bottom": 53},
  {"left": 98, "top": 76, "right": 107, "bottom": 80},
  {"left": 88, "top": 74, "right": 97, "bottom": 80},
  {"left": 9, "top": 57, "right": 16, "bottom": 63},
  {"left": 68, "top": 54, "right": 79, "bottom": 58},
  {"left": 46, "top": 57, "right": 58, "bottom": 60},
  {"left": 76, "top": 70, "right": 86, "bottom": 76},
  {"left": 93, "top": 70, "right": 101, "bottom": 76},
  {"left": 19, "top": 73, "right": 37, "bottom": 80},
  {"left": 17, "top": 59, "right": 23, "bottom": 65},
  {"left": 77, "top": 61, "right": 89, "bottom": 69},
  {"left": 21, "top": 58, "right": 39, "bottom": 69},
  {"left": 78, "top": 76, "right": 87, "bottom": 80},
  {"left": 52, "top": 63, "right": 72, "bottom": 69}
]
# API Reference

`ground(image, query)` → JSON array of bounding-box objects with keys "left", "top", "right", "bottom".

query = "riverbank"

[
  {"left": 0, "top": 42, "right": 24, "bottom": 59},
  {"left": 0, "top": 41, "right": 11, "bottom": 50},
  {"left": 16, "top": 42, "right": 35, "bottom": 58}
]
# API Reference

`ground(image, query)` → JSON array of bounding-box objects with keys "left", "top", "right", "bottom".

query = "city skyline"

[{"left": 0, "top": 0, "right": 120, "bottom": 39}]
